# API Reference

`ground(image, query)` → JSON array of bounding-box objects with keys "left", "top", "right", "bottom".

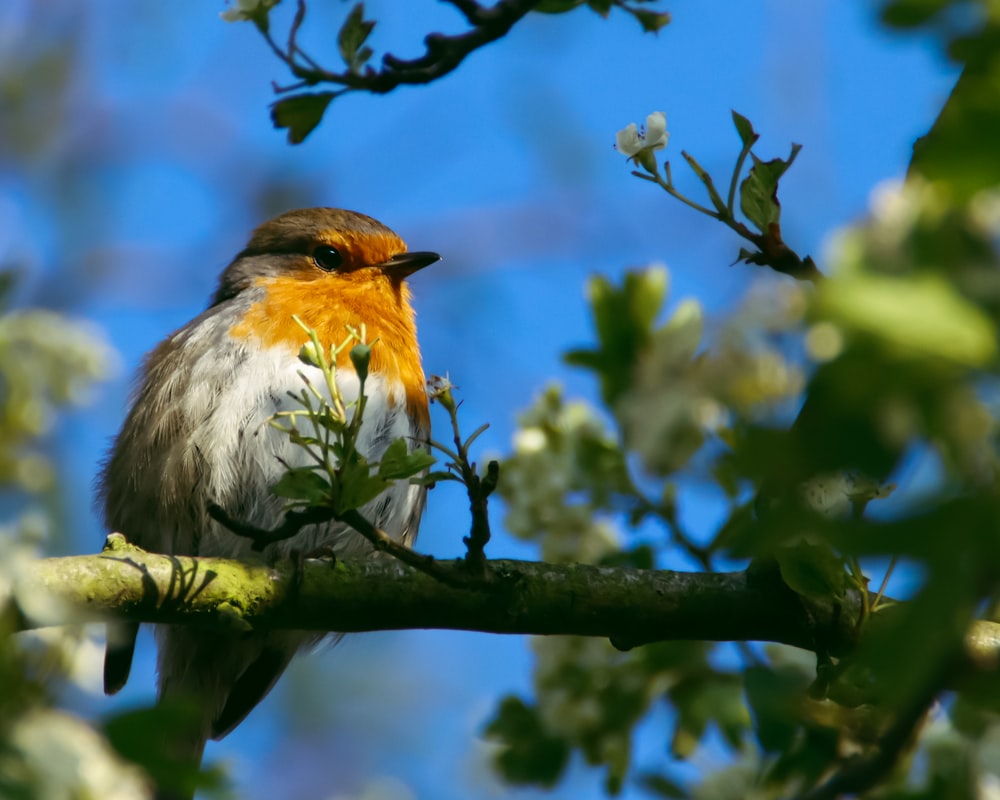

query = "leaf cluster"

[{"left": 268, "top": 320, "right": 434, "bottom": 519}]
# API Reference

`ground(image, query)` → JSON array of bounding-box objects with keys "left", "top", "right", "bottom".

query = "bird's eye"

[{"left": 311, "top": 245, "right": 344, "bottom": 272}]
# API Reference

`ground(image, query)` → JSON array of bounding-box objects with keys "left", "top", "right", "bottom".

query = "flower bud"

[
  {"left": 350, "top": 343, "right": 371, "bottom": 384},
  {"left": 298, "top": 341, "right": 321, "bottom": 367}
]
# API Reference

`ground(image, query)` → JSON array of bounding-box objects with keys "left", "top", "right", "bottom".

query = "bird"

[{"left": 98, "top": 208, "right": 438, "bottom": 792}]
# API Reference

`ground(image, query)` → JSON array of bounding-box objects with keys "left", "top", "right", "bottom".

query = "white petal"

[
  {"left": 644, "top": 111, "right": 669, "bottom": 150},
  {"left": 615, "top": 123, "right": 642, "bottom": 156}
]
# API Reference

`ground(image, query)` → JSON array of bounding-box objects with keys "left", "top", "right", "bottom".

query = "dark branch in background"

[
  {"left": 263, "top": 0, "right": 538, "bottom": 94},
  {"left": 250, "top": 0, "right": 670, "bottom": 142},
  {"left": 262, "top": 0, "right": 541, "bottom": 142}
]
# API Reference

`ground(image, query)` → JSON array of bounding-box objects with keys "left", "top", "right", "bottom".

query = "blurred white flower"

[
  {"left": 970, "top": 187, "right": 1000, "bottom": 239},
  {"left": 513, "top": 427, "right": 547, "bottom": 454},
  {"left": 326, "top": 775, "right": 416, "bottom": 800},
  {"left": 1, "top": 709, "right": 151, "bottom": 800},
  {"left": 221, "top": 0, "right": 279, "bottom": 22},
  {"left": 19, "top": 626, "right": 107, "bottom": 694},
  {"left": 616, "top": 111, "right": 668, "bottom": 173},
  {"left": 0, "top": 513, "right": 76, "bottom": 626},
  {"left": 502, "top": 387, "right": 623, "bottom": 563}
]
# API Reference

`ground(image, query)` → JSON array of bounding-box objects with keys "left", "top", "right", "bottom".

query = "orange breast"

[{"left": 229, "top": 272, "right": 429, "bottom": 427}]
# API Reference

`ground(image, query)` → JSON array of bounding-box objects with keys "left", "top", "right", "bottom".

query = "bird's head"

[{"left": 214, "top": 208, "right": 439, "bottom": 306}]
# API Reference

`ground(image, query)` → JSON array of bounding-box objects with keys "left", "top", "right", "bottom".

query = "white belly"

[{"left": 181, "top": 342, "right": 426, "bottom": 559}]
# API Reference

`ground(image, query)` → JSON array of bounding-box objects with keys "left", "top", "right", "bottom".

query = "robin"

[{"left": 98, "top": 208, "right": 438, "bottom": 785}]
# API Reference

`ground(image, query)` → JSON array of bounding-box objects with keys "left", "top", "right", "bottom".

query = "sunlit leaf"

[
  {"left": 270, "top": 468, "right": 330, "bottom": 504},
  {"left": 732, "top": 110, "right": 758, "bottom": 148},
  {"left": 815, "top": 272, "right": 997, "bottom": 367},
  {"left": 377, "top": 438, "right": 436, "bottom": 480},
  {"left": 566, "top": 267, "right": 669, "bottom": 407},
  {"left": 739, "top": 145, "right": 802, "bottom": 232},
  {"left": 337, "top": 464, "right": 387, "bottom": 511}
]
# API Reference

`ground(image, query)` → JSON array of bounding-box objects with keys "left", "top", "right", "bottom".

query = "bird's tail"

[
  {"left": 152, "top": 626, "right": 300, "bottom": 799},
  {"left": 103, "top": 621, "right": 139, "bottom": 695}
]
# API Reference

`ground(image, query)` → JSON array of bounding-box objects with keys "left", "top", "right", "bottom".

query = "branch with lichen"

[{"left": 15, "top": 536, "right": 1000, "bottom": 676}]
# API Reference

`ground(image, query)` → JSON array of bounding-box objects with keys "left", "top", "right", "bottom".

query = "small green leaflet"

[{"left": 739, "top": 144, "right": 802, "bottom": 232}]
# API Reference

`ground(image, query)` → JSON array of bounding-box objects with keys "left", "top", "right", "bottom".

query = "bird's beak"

[{"left": 379, "top": 251, "right": 440, "bottom": 279}]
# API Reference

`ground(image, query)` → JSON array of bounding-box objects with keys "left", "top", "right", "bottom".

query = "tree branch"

[
  {"left": 267, "top": 0, "right": 540, "bottom": 96},
  {"left": 17, "top": 539, "right": 839, "bottom": 648},
  {"left": 18, "top": 538, "right": 1000, "bottom": 688}
]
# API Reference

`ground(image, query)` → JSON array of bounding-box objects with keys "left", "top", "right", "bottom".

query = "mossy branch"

[{"left": 16, "top": 535, "right": 1000, "bottom": 681}]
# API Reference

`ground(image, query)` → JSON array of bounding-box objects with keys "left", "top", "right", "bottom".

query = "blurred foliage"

[
  {"left": 0, "top": 307, "right": 116, "bottom": 492},
  {"left": 1, "top": 0, "right": 999, "bottom": 798},
  {"left": 488, "top": 2, "right": 1000, "bottom": 792},
  {"left": 0, "top": 290, "right": 156, "bottom": 796},
  {"left": 881, "top": 0, "right": 1000, "bottom": 201}
]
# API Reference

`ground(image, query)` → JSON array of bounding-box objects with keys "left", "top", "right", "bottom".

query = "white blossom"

[
  {"left": 615, "top": 111, "right": 669, "bottom": 173},
  {"left": 1, "top": 710, "right": 152, "bottom": 799},
  {"left": 221, "top": 0, "right": 279, "bottom": 22}
]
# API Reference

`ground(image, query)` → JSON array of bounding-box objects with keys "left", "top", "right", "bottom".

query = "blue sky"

[{"left": 0, "top": 1, "right": 958, "bottom": 797}]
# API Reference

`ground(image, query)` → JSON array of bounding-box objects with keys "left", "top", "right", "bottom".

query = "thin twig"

[
  {"left": 429, "top": 378, "right": 499, "bottom": 574},
  {"left": 263, "top": 0, "right": 540, "bottom": 97},
  {"left": 337, "top": 510, "right": 485, "bottom": 589},
  {"left": 207, "top": 502, "right": 485, "bottom": 590}
]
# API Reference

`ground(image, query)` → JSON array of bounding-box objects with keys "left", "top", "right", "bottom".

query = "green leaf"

[
  {"left": 586, "top": 0, "right": 614, "bottom": 16},
  {"left": 733, "top": 246, "right": 761, "bottom": 265},
  {"left": 631, "top": 9, "right": 671, "bottom": 32},
  {"left": 271, "top": 92, "right": 335, "bottom": 144},
  {"left": 739, "top": 144, "right": 802, "bottom": 232},
  {"left": 104, "top": 704, "right": 227, "bottom": 798},
  {"left": 599, "top": 545, "right": 656, "bottom": 569},
  {"left": 815, "top": 272, "right": 997, "bottom": 368},
  {"left": 534, "top": 0, "right": 585, "bottom": 11},
  {"left": 270, "top": 468, "right": 330, "bottom": 504},
  {"left": 908, "top": 64, "right": 1000, "bottom": 202},
  {"left": 776, "top": 540, "right": 848, "bottom": 601},
  {"left": 880, "top": 0, "right": 950, "bottom": 28},
  {"left": 565, "top": 267, "right": 669, "bottom": 407},
  {"left": 377, "top": 439, "right": 436, "bottom": 480},
  {"left": 484, "top": 697, "right": 570, "bottom": 787},
  {"left": 409, "top": 470, "right": 460, "bottom": 486},
  {"left": 337, "top": 463, "right": 388, "bottom": 511},
  {"left": 731, "top": 110, "right": 758, "bottom": 148},
  {"left": 668, "top": 674, "right": 750, "bottom": 758},
  {"left": 638, "top": 773, "right": 686, "bottom": 798},
  {"left": 338, "top": 3, "right": 376, "bottom": 72},
  {"left": 744, "top": 664, "right": 812, "bottom": 754}
]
